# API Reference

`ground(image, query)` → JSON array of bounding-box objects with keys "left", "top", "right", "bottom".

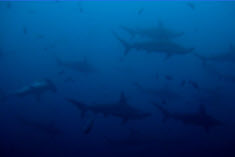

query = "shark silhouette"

[
  {"left": 152, "top": 103, "right": 223, "bottom": 132},
  {"left": 66, "top": 92, "right": 151, "bottom": 124},
  {"left": 12, "top": 79, "right": 57, "bottom": 102},
  {"left": 194, "top": 44, "right": 235, "bottom": 65},
  {"left": 120, "top": 21, "right": 184, "bottom": 40},
  {"left": 113, "top": 31, "right": 194, "bottom": 58}
]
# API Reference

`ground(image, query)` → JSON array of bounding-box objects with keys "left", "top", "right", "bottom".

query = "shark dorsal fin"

[
  {"left": 119, "top": 92, "right": 127, "bottom": 105},
  {"left": 199, "top": 104, "right": 207, "bottom": 116}
]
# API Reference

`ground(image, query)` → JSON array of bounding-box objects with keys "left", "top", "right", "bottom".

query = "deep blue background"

[{"left": 0, "top": 1, "right": 235, "bottom": 157}]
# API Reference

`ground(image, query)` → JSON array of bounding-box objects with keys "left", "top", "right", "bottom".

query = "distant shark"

[
  {"left": 56, "top": 56, "right": 96, "bottom": 74},
  {"left": 12, "top": 79, "right": 57, "bottom": 102},
  {"left": 134, "top": 82, "right": 181, "bottom": 103},
  {"left": 120, "top": 21, "right": 184, "bottom": 40},
  {"left": 194, "top": 44, "right": 235, "bottom": 65},
  {"left": 152, "top": 103, "right": 223, "bottom": 132},
  {"left": 113, "top": 32, "right": 194, "bottom": 57},
  {"left": 66, "top": 92, "right": 151, "bottom": 124}
]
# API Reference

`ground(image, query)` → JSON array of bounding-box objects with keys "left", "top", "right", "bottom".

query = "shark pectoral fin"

[{"left": 121, "top": 118, "right": 128, "bottom": 125}]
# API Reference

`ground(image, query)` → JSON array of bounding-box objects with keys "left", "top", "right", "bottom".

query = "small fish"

[
  {"left": 165, "top": 75, "right": 173, "bottom": 81},
  {"left": 137, "top": 8, "right": 144, "bottom": 15}
]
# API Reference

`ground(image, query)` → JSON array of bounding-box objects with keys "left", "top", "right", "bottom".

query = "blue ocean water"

[{"left": 0, "top": 1, "right": 235, "bottom": 157}]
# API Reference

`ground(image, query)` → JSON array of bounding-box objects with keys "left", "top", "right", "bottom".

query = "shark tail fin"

[
  {"left": 152, "top": 102, "right": 170, "bottom": 123},
  {"left": 193, "top": 53, "right": 207, "bottom": 67},
  {"left": 112, "top": 31, "right": 131, "bottom": 56},
  {"left": 120, "top": 25, "right": 135, "bottom": 38},
  {"left": 65, "top": 98, "right": 87, "bottom": 118}
]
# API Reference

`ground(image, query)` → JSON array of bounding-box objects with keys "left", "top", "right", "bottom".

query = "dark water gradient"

[{"left": 0, "top": 1, "right": 235, "bottom": 157}]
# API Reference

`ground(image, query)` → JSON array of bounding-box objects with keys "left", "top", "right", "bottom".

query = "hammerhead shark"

[
  {"left": 152, "top": 103, "right": 223, "bottom": 132},
  {"left": 194, "top": 44, "right": 235, "bottom": 65},
  {"left": 11, "top": 79, "right": 57, "bottom": 102},
  {"left": 66, "top": 92, "right": 151, "bottom": 124},
  {"left": 113, "top": 32, "right": 194, "bottom": 57},
  {"left": 56, "top": 56, "right": 96, "bottom": 74},
  {"left": 120, "top": 21, "right": 184, "bottom": 40}
]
